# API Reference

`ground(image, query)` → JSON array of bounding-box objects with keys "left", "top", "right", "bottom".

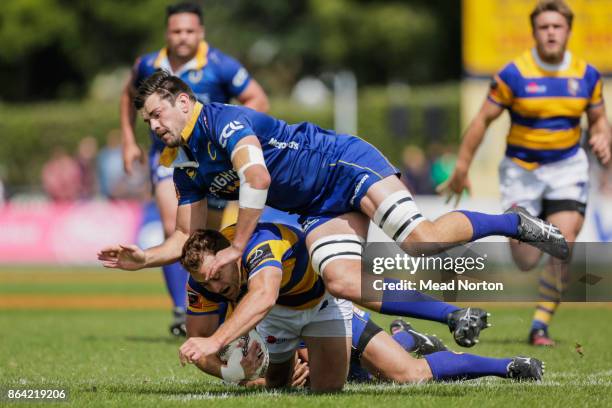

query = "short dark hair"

[
  {"left": 134, "top": 70, "right": 196, "bottom": 110},
  {"left": 180, "top": 229, "right": 231, "bottom": 274},
  {"left": 530, "top": 0, "right": 573, "bottom": 30},
  {"left": 166, "top": 2, "right": 203, "bottom": 25}
]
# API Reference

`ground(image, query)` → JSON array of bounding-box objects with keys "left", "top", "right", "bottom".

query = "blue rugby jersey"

[
  {"left": 132, "top": 41, "right": 251, "bottom": 154},
  {"left": 186, "top": 223, "right": 325, "bottom": 314},
  {"left": 488, "top": 49, "right": 603, "bottom": 169},
  {"left": 161, "top": 102, "right": 397, "bottom": 215}
]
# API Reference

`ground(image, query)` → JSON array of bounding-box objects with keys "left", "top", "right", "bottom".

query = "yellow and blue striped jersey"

[
  {"left": 488, "top": 49, "right": 603, "bottom": 169},
  {"left": 186, "top": 223, "right": 325, "bottom": 317}
]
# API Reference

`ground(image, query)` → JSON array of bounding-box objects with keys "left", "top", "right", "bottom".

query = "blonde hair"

[{"left": 530, "top": 0, "right": 574, "bottom": 30}]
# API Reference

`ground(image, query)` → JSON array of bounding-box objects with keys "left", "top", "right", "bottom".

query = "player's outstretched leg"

[
  {"left": 389, "top": 319, "right": 447, "bottom": 355},
  {"left": 424, "top": 352, "right": 544, "bottom": 381},
  {"left": 359, "top": 176, "right": 569, "bottom": 260},
  {"left": 355, "top": 315, "right": 544, "bottom": 383},
  {"left": 306, "top": 213, "right": 492, "bottom": 348}
]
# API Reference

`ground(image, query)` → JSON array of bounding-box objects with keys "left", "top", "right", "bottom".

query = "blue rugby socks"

[
  {"left": 458, "top": 210, "right": 519, "bottom": 241},
  {"left": 391, "top": 330, "right": 417, "bottom": 352},
  {"left": 162, "top": 262, "right": 188, "bottom": 310},
  {"left": 380, "top": 280, "right": 460, "bottom": 323},
  {"left": 425, "top": 351, "right": 512, "bottom": 380}
]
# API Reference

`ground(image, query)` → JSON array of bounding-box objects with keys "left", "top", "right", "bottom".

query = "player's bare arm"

[
  {"left": 208, "top": 136, "right": 271, "bottom": 277},
  {"left": 440, "top": 99, "right": 505, "bottom": 205},
  {"left": 179, "top": 266, "right": 281, "bottom": 364},
  {"left": 97, "top": 199, "right": 207, "bottom": 270},
  {"left": 237, "top": 80, "right": 270, "bottom": 113},
  {"left": 587, "top": 104, "right": 612, "bottom": 166},
  {"left": 185, "top": 313, "right": 224, "bottom": 376},
  {"left": 119, "top": 62, "right": 144, "bottom": 174}
]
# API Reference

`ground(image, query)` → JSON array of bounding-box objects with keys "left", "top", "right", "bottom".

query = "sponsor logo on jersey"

[
  {"left": 188, "top": 70, "right": 204, "bottom": 84},
  {"left": 268, "top": 138, "right": 299, "bottom": 150},
  {"left": 246, "top": 243, "right": 274, "bottom": 272},
  {"left": 568, "top": 78, "right": 580, "bottom": 96},
  {"left": 207, "top": 142, "right": 217, "bottom": 161},
  {"left": 232, "top": 68, "right": 248, "bottom": 88},
  {"left": 525, "top": 82, "right": 547, "bottom": 94},
  {"left": 187, "top": 289, "right": 203, "bottom": 309},
  {"left": 219, "top": 121, "right": 245, "bottom": 148},
  {"left": 266, "top": 335, "right": 289, "bottom": 344},
  {"left": 209, "top": 170, "right": 239, "bottom": 196},
  {"left": 350, "top": 174, "right": 370, "bottom": 206}
]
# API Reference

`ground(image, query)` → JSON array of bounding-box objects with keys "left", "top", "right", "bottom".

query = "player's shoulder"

[
  {"left": 207, "top": 44, "right": 240, "bottom": 65},
  {"left": 136, "top": 49, "right": 162, "bottom": 69},
  {"left": 250, "top": 223, "right": 286, "bottom": 245},
  {"left": 496, "top": 52, "right": 526, "bottom": 82},
  {"left": 204, "top": 102, "right": 252, "bottom": 129},
  {"left": 583, "top": 61, "right": 602, "bottom": 83}
]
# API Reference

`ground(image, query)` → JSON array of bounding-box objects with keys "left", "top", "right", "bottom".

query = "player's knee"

[
  {"left": 309, "top": 373, "right": 346, "bottom": 393},
  {"left": 310, "top": 381, "right": 344, "bottom": 393},
  {"left": 372, "top": 191, "right": 426, "bottom": 245},
  {"left": 324, "top": 275, "right": 349, "bottom": 299},
  {"left": 309, "top": 234, "right": 364, "bottom": 299},
  {"left": 394, "top": 360, "right": 431, "bottom": 383},
  {"left": 511, "top": 246, "right": 542, "bottom": 271}
]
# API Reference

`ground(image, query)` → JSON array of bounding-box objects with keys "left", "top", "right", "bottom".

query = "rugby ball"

[{"left": 217, "top": 329, "right": 269, "bottom": 383}]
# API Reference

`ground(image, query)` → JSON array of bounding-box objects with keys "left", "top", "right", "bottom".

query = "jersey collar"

[
  {"left": 159, "top": 101, "right": 203, "bottom": 168},
  {"left": 153, "top": 41, "right": 209, "bottom": 75},
  {"left": 531, "top": 47, "right": 571, "bottom": 72}
]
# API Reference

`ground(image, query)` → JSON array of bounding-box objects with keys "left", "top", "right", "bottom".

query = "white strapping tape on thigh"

[
  {"left": 372, "top": 190, "right": 425, "bottom": 243},
  {"left": 309, "top": 234, "right": 365, "bottom": 275}
]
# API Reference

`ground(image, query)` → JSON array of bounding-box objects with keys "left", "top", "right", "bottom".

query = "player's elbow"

[
  {"left": 248, "top": 169, "right": 271, "bottom": 190},
  {"left": 254, "top": 95, "right": 270, "bottom": 113},
  {"left": 260, "top": 291, "right": 277, "bottom": 312}
]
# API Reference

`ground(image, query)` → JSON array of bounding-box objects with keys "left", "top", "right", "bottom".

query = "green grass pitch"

[{"left": 1, "top": 267, "right": 611, "bottom": 407}]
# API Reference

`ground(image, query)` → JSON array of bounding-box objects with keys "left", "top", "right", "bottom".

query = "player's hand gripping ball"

[{"left": 217, "top": 330, "right": 269, "bottom": 383}]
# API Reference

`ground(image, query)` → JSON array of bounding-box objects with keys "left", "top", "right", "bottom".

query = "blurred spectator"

[
  {"left": 42, "top": 147, "right": 82, "bottom": 202},
  {"left": 97, "top": 130, "right": 150, "bottom": 200},
  {"left": 0, "top": 165, "right": 6, "bottom": 205},
  {"left": 0, "top": 178, "right": 4, "bottom": 205},
  {"left": 400, "top": 145, "right": 435, "bottom": 195},
  {"left": 428, "top": 143, "right": 458, "bottom": 187},
  {"left": 76, "top": 136, "right": 98, "bottom": 199}
]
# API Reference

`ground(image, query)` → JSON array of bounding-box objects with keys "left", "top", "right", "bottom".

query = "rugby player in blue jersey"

[
  {"left": 176, "top": 226, "right": 544, "bottom": 387},
  {"left": 99, "top": 70, "right": 569, "bottom": 348},
  {"left": 443, "top": 0, "right": 612, "bottom": 346},
  {"left": 119, "top": 2, "right": 269, "bottom": 336}
]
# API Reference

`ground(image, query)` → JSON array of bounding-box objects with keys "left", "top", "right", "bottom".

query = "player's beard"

[
  {"left": 537, "top": 40, "right": 567, "bottom": 65},
  {"left": 159, "top": 130, "right": 181, "bottom": 148},
  {"left": 170, "top": 41, "right": 198, "bottom": 61}
]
